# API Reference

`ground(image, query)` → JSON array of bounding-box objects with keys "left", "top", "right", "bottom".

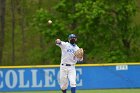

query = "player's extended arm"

[{"left": 56, "top": 39, "right": 67, "bottom": 48}]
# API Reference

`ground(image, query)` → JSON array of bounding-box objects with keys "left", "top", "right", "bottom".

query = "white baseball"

[{"left": 48, "top": 20, "right": 52, "bottom": 24}]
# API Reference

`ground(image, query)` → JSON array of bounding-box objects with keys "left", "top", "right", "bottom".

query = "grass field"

[{"left": 0, "top": 89, "right": 140, "bottom": 93}]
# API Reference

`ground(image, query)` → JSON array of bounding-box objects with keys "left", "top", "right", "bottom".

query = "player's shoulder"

[
  {"left": 62, "top": 41, "right": 69, "bottom": 44},
  {"left": 75, "top": 45, "right": 80, "bottom": 49}
]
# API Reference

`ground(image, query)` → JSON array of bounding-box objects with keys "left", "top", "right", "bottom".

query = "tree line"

[{"left": 0, "top": 0, "right": 140, "bottom": 66}]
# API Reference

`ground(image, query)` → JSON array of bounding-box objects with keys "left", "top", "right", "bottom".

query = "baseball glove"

[{"left": 74, "top": 48, "right": 84, "bottom": 59}]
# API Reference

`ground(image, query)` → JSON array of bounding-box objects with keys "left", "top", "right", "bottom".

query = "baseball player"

[{"left": 55, "top": 34, "right": 83, "bottom": 93}]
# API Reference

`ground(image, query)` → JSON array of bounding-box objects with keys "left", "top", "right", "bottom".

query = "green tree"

[
  {"left": 72, "top": 0, "right": 137, "bottom": 63},
  {"left": 0, "top": 0, "right": 6, "bottom": 65},
  {"left": 32, "top": 0, "right": 138, "bottom": 64},
  {"left": 32, "top": 8, "right": 67, "bottom": 64},
  {"left": 1, "top": 0, "right": 139, "bottom": 65}
]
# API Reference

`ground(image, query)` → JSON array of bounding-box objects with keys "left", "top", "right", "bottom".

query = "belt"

[{"left": 61, "top": 64, "right": 74, "bottom": 66}]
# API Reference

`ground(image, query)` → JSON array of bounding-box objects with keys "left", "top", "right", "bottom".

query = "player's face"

[{"left": 69, "top": 37, "right": 77, "bottom": 44}]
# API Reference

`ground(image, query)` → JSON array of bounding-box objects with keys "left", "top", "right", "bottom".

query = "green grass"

[{"left": 1, "top": 89, "right": 140, "bottom": 93}]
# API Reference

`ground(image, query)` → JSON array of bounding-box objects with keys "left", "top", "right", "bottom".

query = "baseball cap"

[{"left": 68, "top": 34, "right": 76, "bottom": 38}]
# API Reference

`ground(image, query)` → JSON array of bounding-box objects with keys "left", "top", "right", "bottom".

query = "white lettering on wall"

[
  {"left": 0, "top": 68, "right": 83, "bottom": 90},
  {"left": 31, "top": 70, "right": 42, "bottom": 87},
  {"left": 44, "top": 69, "right": 55, "bottom": 87},
  {"left": 18, "top": 70, "right": 29, "bottom": 88},
  {"left": 76, "top": 68, "right": 83, "bottom": 86},
  {"left": 0, "top": 71, "right": 3, "bottom": 88},
  {"left": 116, "top": 65, "right": 128, "bottom": 71},
  {"left": 5, "top": 70, "right": 17, "bottom": 88},
  {"left": 57, "top": 70, "right": 60, "bottom": 85}
]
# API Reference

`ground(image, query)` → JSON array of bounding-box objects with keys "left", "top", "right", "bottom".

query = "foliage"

[
  {"left": 32, "top": 0, "right": 138, "bottom": 64},
  {"left": 70, "top": 0, "right": 137, "bottom": 63},
  {"left": 32, "top": 8, "right": 68, "bottom": 64},
  {"left": 1, "top": 0, "right": 140, "bottom": 65}
]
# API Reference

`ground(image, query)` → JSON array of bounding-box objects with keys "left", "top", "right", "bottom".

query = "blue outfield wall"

[{"left": 0, "top": 63, "right": 140, "bottom": 91}]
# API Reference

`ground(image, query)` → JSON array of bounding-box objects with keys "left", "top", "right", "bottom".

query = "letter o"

[{"left": 5, "top": 70, "right": 18, "bottom": 88}]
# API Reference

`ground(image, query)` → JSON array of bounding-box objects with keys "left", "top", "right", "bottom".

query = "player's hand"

[{"left": 56, "top": 39, "right": 61, "bottom": 44}]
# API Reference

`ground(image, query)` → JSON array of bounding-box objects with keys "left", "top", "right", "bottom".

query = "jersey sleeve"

[{"left": 56, "top": 41, "right": 67, "bottom": 48}]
